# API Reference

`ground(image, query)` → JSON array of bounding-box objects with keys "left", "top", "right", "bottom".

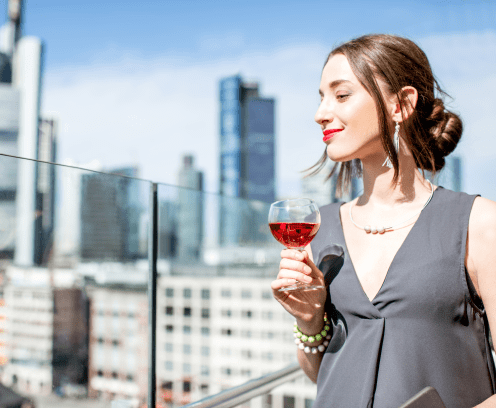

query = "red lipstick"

[{"left": 323, "top": 129, "right": 343, "bottom": 142}]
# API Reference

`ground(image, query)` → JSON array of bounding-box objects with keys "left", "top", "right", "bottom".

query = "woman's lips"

[{"left": 323, "top": 129, "right": 343, "bottom": 142}]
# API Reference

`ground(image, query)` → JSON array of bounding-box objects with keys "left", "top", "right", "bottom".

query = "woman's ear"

[{"left": 391, "top": 86, "right": 418, "bottom": 123}]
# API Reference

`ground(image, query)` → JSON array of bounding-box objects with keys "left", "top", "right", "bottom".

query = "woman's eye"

[{"left": 336, "top": 94, "right": 350, "bottom": 100}]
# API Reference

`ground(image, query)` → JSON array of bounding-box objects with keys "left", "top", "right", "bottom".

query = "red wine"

[{"left": 269, "top": 222, "right": 320, "bottom": 248}]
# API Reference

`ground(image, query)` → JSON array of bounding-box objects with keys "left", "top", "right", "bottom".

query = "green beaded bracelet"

[{"left": 293, "top": 316, "right": 329, "bottom": 341}]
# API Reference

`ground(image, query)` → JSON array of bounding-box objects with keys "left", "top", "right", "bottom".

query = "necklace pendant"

[
  {"left": 364, "top": 225, "right": 371, "bottom": 234},
  {"left": 378, "top": 227, "right": 385, "bottom": 234},
  {"left": 371, "top": 228, "right": 378, "bottom": 234}
]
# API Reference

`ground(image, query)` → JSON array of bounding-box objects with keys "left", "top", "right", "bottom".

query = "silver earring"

[{"left": 382, "top": 122, "right": 400, "bottom": 169}]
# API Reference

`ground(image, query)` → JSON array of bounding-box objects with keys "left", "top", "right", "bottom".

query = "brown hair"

[{"left": 307, "top": 34, "right": 462, "bottom": 195}]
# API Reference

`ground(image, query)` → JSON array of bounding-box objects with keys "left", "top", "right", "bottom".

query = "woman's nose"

[{"left": 314, "top": 101, "right": 333, "bottom": 126}]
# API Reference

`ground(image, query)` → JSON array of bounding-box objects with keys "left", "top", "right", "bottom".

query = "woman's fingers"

[
  {"left": 280, "top": 258, "right": 312, "bottom": 275},
  {"left": 271, "top": 278, "right": 297, "bottom": 291},
  {"left": 278, "top": 268, "right": 314, "bottom": 284}
]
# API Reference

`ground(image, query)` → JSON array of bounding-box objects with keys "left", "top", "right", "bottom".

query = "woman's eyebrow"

[{"left": 319, "top": 79, "right": 353, "bottom": 96}]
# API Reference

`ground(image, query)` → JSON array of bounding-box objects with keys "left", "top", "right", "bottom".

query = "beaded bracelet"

[{"left": 293, "top": 316, "right": 331, "bottom": 354}]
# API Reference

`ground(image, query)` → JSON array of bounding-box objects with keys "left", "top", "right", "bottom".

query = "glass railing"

[
  {"left": 0, "top": 153, "right": 152, "bottom": 407},
  {"left": 0, "top": 153, "right": 317, "bottom": 408}
]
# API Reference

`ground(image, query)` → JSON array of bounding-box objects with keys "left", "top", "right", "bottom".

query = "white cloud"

[{"left": 42, "top": 30, "right": 496, "bottom": 200}]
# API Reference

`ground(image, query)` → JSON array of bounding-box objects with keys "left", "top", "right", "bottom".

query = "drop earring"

[{"left": 382, "top": 122, "right": 400, "bottom": 169}]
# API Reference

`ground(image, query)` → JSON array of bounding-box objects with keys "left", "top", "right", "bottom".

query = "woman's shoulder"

[{"left": 470, "top": 195, "right": 496, "bottom": 238}]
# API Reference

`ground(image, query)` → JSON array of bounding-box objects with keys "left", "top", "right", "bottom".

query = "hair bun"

[{"left": 427, "top": 98, "right": 462, "bottom": 169}]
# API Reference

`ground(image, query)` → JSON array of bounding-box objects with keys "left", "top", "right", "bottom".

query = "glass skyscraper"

[{"left": 219, "top": 75, "right": 275, "bottom": 245}]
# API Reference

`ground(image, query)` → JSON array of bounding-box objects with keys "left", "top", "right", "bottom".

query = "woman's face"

[{"left": 315, "top": 53, "right": 391, "bottom": 164}]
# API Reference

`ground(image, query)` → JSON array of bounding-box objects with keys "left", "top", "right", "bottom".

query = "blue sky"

[{"left": 4, "top": 0, "right": 496, "bottom": 199}]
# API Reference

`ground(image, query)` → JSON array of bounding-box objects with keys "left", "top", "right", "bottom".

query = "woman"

[{"left": 272, "top": 34, "right": 496, "bottom": 408}]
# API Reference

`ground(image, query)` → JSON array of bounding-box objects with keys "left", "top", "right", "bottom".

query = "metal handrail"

[{"left": 182, "top": 363, "right": 305, "bottom": 408}]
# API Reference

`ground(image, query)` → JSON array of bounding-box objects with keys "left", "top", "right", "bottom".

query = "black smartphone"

[{"left": 399, "top": 387, "right": 446, "bottom": 408}]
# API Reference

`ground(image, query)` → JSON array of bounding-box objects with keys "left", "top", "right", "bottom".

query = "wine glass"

[{"left": 268, "top": 198, "right": 323, "bottom": 291}]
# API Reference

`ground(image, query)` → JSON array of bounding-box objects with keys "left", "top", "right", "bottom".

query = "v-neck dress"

[{"left": 310, "top": 187, "right": 495, "bottom": 408}]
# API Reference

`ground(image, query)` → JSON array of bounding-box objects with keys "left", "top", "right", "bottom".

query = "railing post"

[{"left": 148, "top": 183, "right": 158, "bottom": 408}]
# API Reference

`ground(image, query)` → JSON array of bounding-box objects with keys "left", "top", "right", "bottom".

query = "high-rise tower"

[
  {"left": 219, "top": 75, "right": 275, "bottom": 245},
  {"left": 219, "top": 75, "right": 275, "bottom": 203}
]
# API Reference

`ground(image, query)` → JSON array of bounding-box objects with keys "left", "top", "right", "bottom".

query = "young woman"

[{"left": 272, "top": 34, "right": 496, "bottom": 408}]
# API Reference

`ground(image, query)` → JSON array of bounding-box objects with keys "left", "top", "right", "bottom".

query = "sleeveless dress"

[{"left": 309, "top": 187, "right": 495, "bottom": 408}]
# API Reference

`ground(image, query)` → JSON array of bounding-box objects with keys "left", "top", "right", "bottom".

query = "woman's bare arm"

[
  {"left": 467, "top": 197, "right": 496, "bottom": 408},
  {"left": 271, "top": 245, "right": 327, "bottom": 383}
]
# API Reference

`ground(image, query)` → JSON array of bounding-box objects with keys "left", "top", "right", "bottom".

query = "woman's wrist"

[{"left": 296, "top": 313, "right": 326, "bottom": 335}]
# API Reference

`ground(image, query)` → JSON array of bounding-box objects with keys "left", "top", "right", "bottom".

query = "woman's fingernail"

[
  {"left": 288, "top": 279, "right": 297, "bottom": 284},
  {"left": 304, "top": 266, "right": 312, "bottom": 274},
  {"left": 305, "top": 276, "right": 312, "bottom": 283}
]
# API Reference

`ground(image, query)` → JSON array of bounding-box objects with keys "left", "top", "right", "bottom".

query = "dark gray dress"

[{"left": 310, "top": 187, "right": 495, "bottom": 408}]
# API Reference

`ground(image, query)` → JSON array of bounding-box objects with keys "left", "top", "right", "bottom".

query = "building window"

[
  {"left": 263, "top": 394, "right": 272, "bottom": 408},
  {"left": 241, "top": 290, "right": 252, "bottom": 299},
  {"left": 165, "top": 325, "right": 173, "bottom": 333},
  {"left": 184, "top": 307, "right": 192, "bottom": 317},
  {"left": 221, "top": 309, "right": 232, "bottom": 317},
  {"left": 262, "top": 311, "right": 273, "bottom": 320},
  {"left": 201, "top": 346, "right": 210, "bottom": 357},
  {"left": 201, "top": 366, "right": 209, "bottom": 376},
  {"left": 162, "top": 381, "right": 173, "bottom": 390},
  {"left": 221, "top": 289, "right": 231, "bottom": 298},
  {"left": 97, "top": 370, "right": 103, "bottom": 377},
  {"left": 241, "top": 349, "right": 252, "bottom": 359},
  {"left": 283, "top": 396, "right": 295, "bottom": 408},
  {"left": 165, "top": 288, "right": 174, "bottom": 298},
  {"left": 221, "top": 367, "right": 232, "bottom": 376},
  {"left": 241, "top": 330, "right": 252, "bottom": 338},
  {"left": 183, "top": 363, "right": 191, "bottom": 373},
  {"left": 112, "top": 372, "right": 118, "bottom": 379},
  {"left": 183, "top": 344, "right": 191, "bottom": 355},
  {"left": 183, "top": 288, "right": 192, "bottom": 299},
  {"left": 305, "top": 399, "right": 314, "bottom": 408},
  {"left": 183, "top": 381, "right": 191, "bottom": 393},
  {"left": 165, "top": 343, "right": 173, "bottom": 352},
  {"left": 221, "top": 328, "right": 232, "bottom": 336},
  {"left": 200, "top": 383, "right": 209, "bottom": 392},
  {"left": 165, "top": 306, "right": 174, "bottom": 315},
  {"left": 201, "top": 327, "right": 210, "bottom": 337},
  {"left": 201, "top": 289, "right": 210, "bottom": 300},
  {"left": 262, "top": 331, "right": 275, "bottom": 339},
  {"left": 262, "top": 352, "right": 273, "bottom": 361},
  {"left": 126, "top": 374, "right": 134, "bottom": 382},
  {"left": 241, "top": 310, "right": 252, "bottom": 318},
  {"left": 201, "top": 308, "right": 210, "bottom": 319},
  {"left": 261, "top": 291, "right": 272, "bottom": 300},
  {"left": 165, "top": 361, "right": 173, "bottom": 371},
  {"left": 183, "top": 325, "right": 191, "bottom": 335},
  {"left": 241, "top": 369, "right": 252, "bottom": 377}
]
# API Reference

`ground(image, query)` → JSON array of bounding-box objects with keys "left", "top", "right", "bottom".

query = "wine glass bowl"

[{"left": 268, "top": 198, "right": 323, "bottom": 291}]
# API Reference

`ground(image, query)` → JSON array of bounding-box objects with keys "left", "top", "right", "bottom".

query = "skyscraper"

[
  {"left": 219, "top": 75, "right": 275, "bottom": 202},
  {"left": 80, "top": 167, "right": 142, "bottom": 262},
  {"left": 219, "top": 75, "right": 275, "bottom": 245},
  {"left": 301, "top": 160, "right": 363, "bottom": 207},
  {"left": 177, "top": 154, "right": 204, "bottom": 261},
  {"left": 0, "top": 0, "right": 52, "bottom": 266}
]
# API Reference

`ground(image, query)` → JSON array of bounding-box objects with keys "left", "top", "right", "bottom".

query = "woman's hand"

[{"left": 271, "top": 248, "right": 327, "bottom": 333}]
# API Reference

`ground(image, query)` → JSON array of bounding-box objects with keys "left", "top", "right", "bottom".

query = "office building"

[
  {"left": 434, "top": 155, "right": 462, "bottom": 192},
  {"left": 84, "top": 265, "right": 148, "bottom": 405},
  {"left": 80, "top": 167, "right": 142, "bottom": 262},
  {"left": 1, "top": 265, "right": 87, "bottom": 395},
  {"left": 176, "top": 155, "right": 204, "bottom": 261},
  {"left": 301, "top": 160, "right": 362, "bottom": 207},
  {"left": 219, "top": 75, "right": 275, "bottom": 245},
  {"left": 0, "top": 0, "right": 54, "bottom": 267}
]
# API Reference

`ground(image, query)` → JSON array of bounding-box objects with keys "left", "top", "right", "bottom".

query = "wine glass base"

[{"left": 278, "top": 284, "right": 325, "bottom": 292}]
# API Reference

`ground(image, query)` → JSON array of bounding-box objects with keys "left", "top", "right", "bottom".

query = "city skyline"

[{"left": 2, "top": 1, "right": 496, "bottom": 202}]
